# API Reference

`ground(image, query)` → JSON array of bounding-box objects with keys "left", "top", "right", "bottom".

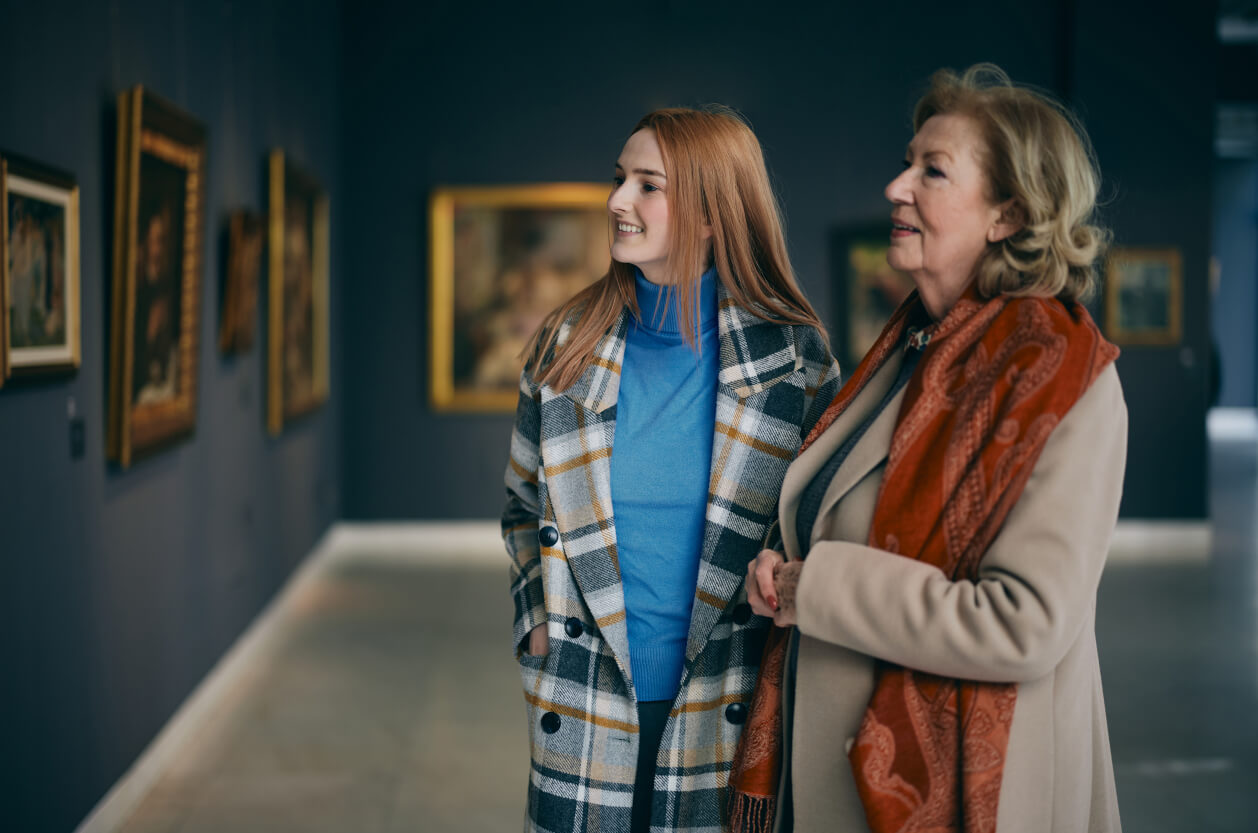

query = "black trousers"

[{"left": 631, "top": 700, "right": 672, "bottom": 833}]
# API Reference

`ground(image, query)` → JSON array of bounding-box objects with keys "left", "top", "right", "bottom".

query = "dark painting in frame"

[
  {"left": 219, "top": 210, "right": 263, "bottom": 355},
  {"left": 428, "top": 183, "right": 610, "bottom": 412},
  {"left": 1, "top": 152, "right": 81, "bottom": 386},
  {"left": 1104, "top": 246, "right": 1182, "bottom": 346},
  {"left": 107, "top": 86, "right": 206, "bottom": 467},
  {"left": 829, "top": 224, "right": 916, "bottom": 370},
  {"left": 267, "top": 149, "right": 329, "bottom": 435}
]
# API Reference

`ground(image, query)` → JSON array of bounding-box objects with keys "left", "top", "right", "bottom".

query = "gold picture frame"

[
  {"left": 428, "top": 183, "right": 610, "bottom": 412},
  {"left": 1104, "top": 247, "right": 1182, "bottom": 345},
  {"left": 1, "top": 152, "right": 81, "bottom": 387},
  {"left": 267, "top": 150, "right": 329, "bottom": 435},
  {"left": 107, "top": 86, "right": 206, "bottom": 467}
]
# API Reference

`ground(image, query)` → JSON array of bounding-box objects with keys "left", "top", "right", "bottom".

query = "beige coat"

[{"left": 774, "top": 346, "right": 1126, "bottom": 833}]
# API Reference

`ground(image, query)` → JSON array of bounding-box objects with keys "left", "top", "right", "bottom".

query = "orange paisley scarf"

[{"left": 729, "top": 286, "right": 1118, "bottom": 833}]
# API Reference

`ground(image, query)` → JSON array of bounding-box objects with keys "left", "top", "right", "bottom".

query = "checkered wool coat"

[{"left": 502, "top": 283, "right": 840, "bottom": 833}]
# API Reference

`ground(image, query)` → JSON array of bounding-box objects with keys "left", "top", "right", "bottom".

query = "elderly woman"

[{"left": 731, "top": 65, "right": 1126, "bottom": 833}]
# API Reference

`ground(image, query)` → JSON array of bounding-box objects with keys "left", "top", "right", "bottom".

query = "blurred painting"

[
  {"left": 1105, "top": 247, "right": 1181, "bottom": 345},
  {"left": 219, "top": 210, "right": 263, "bottom": 355},
  {"left": 267, "top": 150, "right": 328, "bottom": 435},
  {"left": 429, "top": 184, "right": 609, "bottom": 411},
  {"left": 131, "top": 152, "right": 187, "bottom": 406},
  {"left": 830, "top": 226, "right": 915, "bottom": 369},
  {"left": 0, "top": 153, "right": 80, "bottom": 386},
  {"left": 107, "top": 86, "right": 206, "bottom": 467}
]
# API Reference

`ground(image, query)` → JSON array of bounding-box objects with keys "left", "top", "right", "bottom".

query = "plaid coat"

[{"left": 503, "top": 283, "right": 840, "bottom": 833}]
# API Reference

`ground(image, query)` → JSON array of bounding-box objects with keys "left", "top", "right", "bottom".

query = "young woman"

[{"left": 502, "top": 106, "right": 840, "bottom": 833}]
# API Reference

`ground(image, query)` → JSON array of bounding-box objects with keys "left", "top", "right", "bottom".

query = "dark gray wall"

[
  {"left": 1212, "top": 160, "right": 1258, "bottom": 407},
  {"left": 340, "top": 0, "right": 1215, "bottom": 520},
  {"left": 0, "top": 1, "right": 342, "bottom": 830},
  {"left": 1072, "top": 0, "right": 1216, "bottom": 517}
]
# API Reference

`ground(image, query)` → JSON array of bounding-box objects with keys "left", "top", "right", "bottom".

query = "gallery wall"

[
  {"left": 340, "top": 0, "right": 1215, "bottom": 521},
  {"left": 0, "top": 1, "right": 343, "bottom": 830},
  {"left": 1212, "top": 159, "right": 1258, "bottom": 407}
]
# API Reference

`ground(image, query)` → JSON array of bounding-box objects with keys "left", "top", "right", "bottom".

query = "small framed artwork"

[
  {"left": 267, "top": 150, "right": 329, "bottom": 435},
  {"left": 219, "top": 210, "right": 263, "bottom": 355},
  {"left": 830, "top": 224, "right": 915, "bottom": 369},
  {"left": 107, "top": 86, "right": 207, "bottom": 467},
  {"left": 428, "top": 183, "right": 610, "bottom": 411},
  {"left": 1104, "top": 247, "right": 1182, "bottom": 345},
  {"left": 1, "top": 152, "right": 81, "bottom": 386}
]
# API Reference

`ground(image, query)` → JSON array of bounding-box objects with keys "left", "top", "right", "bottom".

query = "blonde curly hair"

[{"left": 914, "top": 64, "right": 1109, "bottom": 302}]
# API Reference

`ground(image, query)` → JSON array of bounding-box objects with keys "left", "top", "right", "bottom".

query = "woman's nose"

[
  {"left": 608, "top": 183, "right": 629, "bottom": 214},
  {"left": 885, "top": 169, "right": 911, "bottom": 204}
]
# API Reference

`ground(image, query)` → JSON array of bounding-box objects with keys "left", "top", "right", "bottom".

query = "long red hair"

[{"left": 526, "top": 106, "right": 826, "bottom": 391}]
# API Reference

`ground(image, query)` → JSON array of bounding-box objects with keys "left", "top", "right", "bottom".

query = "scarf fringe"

[{"left": 728, "top": 792, "right": 777, "bottom": 833}]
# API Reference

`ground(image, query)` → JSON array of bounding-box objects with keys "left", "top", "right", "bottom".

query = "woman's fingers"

[
  {"left": 747, "top": 549, "right": 785, "bottom": 617},
  {"left": 747, "top": 559, "right": 772, "bottom": 616}
]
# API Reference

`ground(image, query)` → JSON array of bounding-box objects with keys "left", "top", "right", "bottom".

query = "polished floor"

[{"left": 91, "top": 433, "right": 1258, "bottom": 832}]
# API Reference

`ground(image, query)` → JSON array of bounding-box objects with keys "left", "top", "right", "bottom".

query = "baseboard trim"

[{"left": 1108, "top": 520, "right": 1211, "bottom": 565}]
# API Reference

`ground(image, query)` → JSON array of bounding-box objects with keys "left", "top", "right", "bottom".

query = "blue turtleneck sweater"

[{"left": 611, "top": 266, "right": 720, "bottom": 703}]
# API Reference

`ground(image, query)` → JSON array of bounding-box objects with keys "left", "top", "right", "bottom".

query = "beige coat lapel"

[{"left": 779, "top": 350, "right": 906, "bottom": 562}]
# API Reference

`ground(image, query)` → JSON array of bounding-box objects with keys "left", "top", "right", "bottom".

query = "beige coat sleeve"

[{"left": 795, "top": 364, "right": 1127, "bottom": 683}]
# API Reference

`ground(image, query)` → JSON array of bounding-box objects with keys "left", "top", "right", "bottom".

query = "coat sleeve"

[
  {"left": 794, "top": 364, "right": 1127, "bottom": 683},
  {"left": 502, "top": 369, "right": 547, "bottom": 656},
  {"left": 797, "top": 325, "right": 842, "bottom": 442}
]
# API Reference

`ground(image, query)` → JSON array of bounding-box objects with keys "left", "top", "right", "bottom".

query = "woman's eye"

[
  {"left": 925, "top": 165, "right": 945, "bottom": 178},
  {"left": 612, "top": 175, "right": 625, "bottom": 186},
  {"left": 642, "top": 183, "right": 658, "bottom": 193},
  {"left": 901, "top": 159, "right": 912, "bottom": 170}
]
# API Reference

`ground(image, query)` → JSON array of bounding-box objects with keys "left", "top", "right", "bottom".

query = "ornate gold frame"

[
  {"left": 0, "top": 153, "right": 81, "bottom": 387},
  {"left": 107, "top": 86, "right": 206, "bottom": 468},
  {"left": 1104, "top": 247, "right": 1182, "bottom": 346},
  {"left": 428, "top": 183, "right": 609, "bottom": 412},
  {"left": 267, "top": 149, "right": 329, "bottom": 435}
]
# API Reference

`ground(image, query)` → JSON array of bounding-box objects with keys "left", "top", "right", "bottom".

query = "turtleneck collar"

[{"left": 633, "top": 265, "right": 719, "bottom": 336}]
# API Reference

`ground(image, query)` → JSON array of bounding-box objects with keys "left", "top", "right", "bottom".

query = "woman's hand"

[
  {"left": 747, "top": 549, "right": 801, "bottom": 627},
  {"left": 526, "top": 624, "right": 549, "bottom": 657}
]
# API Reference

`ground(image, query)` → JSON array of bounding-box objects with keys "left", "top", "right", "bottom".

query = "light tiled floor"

[
  {"left": 104, "top": 435, "right": 1258, "bottom": 832},
  {"left": 1099, "top": 432, "right": 1258, "bottom": 832},
  {"left": 113, "top": 537, "right": 529, "bottom": 833}
]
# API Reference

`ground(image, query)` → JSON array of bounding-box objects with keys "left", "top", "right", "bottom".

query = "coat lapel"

[
  {"left": 545, "top": 310, "right": 635, "bottom": 687},
  {"left": 684, "top": 289, "right": 802, "bottom": 667},
  {"left": 779, "top": 349, "right": 904, "bottom": 561}
]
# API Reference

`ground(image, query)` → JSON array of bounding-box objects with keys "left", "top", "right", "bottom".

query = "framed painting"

[
  {"left": 1, "top": 152, "right": 80, "bottom": 386},
  {"left": 107, "top": 86, "right": 206, "bottom": 467},
  {"left": 1104, "top": 247, "right": 1182, "bottom": 345},
  {"left": 219, "top": 210, "right": 263, "bottom": 355},
  {"left": 830, "top": 224, "right": 915, "bottom": 370},
  {"left": 428, "top": 183, "right": 609, "bottom": 411},
  {"left": 267, "top": 150, "right": 329, "bottom": 435}
]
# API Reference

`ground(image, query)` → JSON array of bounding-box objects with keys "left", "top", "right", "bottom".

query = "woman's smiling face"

[
  {"left": 884, "top": 113, "right": 1008, "bottom": 319},
  {"left": 608, "top": 129, "right": 673, "bottom": 284}
]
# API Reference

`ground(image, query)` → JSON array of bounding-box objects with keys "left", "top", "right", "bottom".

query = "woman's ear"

[{"left": 988, "top": 199, "right": 1025, "bottom": 243}]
